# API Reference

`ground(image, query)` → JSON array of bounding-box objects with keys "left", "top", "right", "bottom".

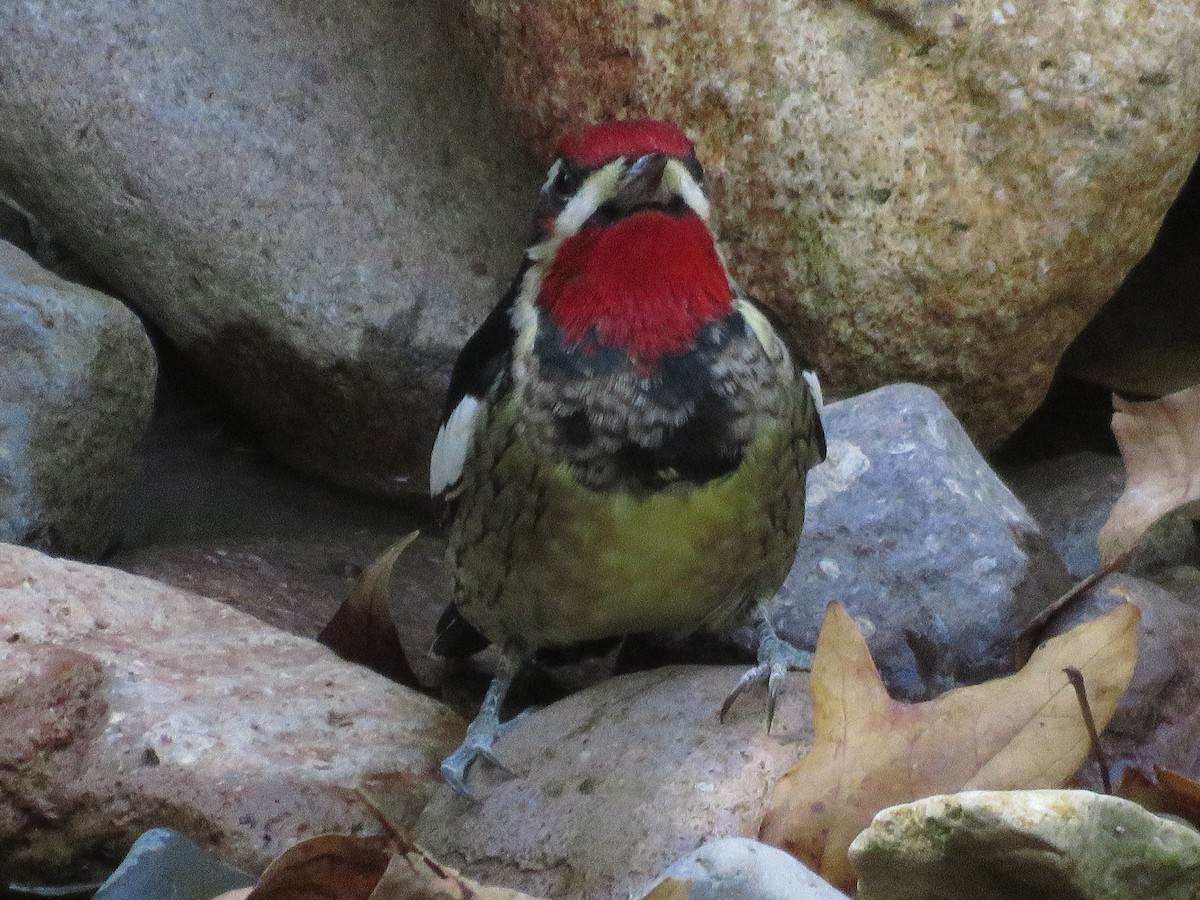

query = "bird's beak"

[{"left": 618, "top": 153, "right": 670, "bottom": 206}]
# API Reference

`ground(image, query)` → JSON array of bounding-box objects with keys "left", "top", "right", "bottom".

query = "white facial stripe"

[
  {"left": 663, "top": 159, "right": 710, "bottom": 221},
  {"left": 736, "top": 298, "right": 783, "bottom": 360},
  {"left": 510, "top": 267, "right": 542, "bottom": 363},
  {"left": 554, "top": 158, "right": 625, "bottom": 237},
  {"left": 540, "top": 159, "right": 563, "bottom": 195}
]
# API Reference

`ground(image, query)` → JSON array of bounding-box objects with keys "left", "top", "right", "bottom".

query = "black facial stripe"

[
  {"left": 683, "top": 149, "right": 704, "bottom": 185},
  {"left": 546, "top": 158, "right": 589, "bottom": 201}
]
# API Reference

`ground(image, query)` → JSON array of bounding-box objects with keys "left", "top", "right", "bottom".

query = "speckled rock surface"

[
  {"left": 417, "top": 664, "right": 812, "bottom": 900},
  {"left": 0, "top": 240, "right": 155, "bottom": 558},
  {"left": 0, "top": 0, "right": 540, "bottom": 495},
  {"left": 742, "top": 384, "right": 1071, "bottom": 700},
  {"left": 0, "top": 544, "right": 464, "bottom": 883},
  {"left": 850, "top": 790, "right": 1200, "bottom": 899},
  {"left": 638, "top": 837, "right": 849, "bottom": 900},
  {"left": 470, "top": 0, "right": 1200, "bottom": 447},
  {"left": 109, "top": 531, "right": 461, "bottom": 697}
]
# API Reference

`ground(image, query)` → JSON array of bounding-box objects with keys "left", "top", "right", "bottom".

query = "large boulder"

[
  {"left": 0, "top": 544, "right": 463, "bottom": 883},
  {"left": 0, "top": 240, "right": 155, "bottom": 558},
  {"left": 469, "top": 0, "right": 1200, "bottom": 447},
  {"left": 0, "top": 0, "right": 540, "bottom": 495}
]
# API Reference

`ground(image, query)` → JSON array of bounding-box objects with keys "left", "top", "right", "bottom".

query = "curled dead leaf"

[
  {"left": 318, "top": 531, "right": 419, "bottom": 685},
  {"left": 241, "top": 831, "right": 544, "bottom": 900},
  {"left": 1120, "top": 766, "right": 1200, "bottom": 830},
  {"left": 247, "top": 834, "right": 397, "bottom": 900},
  {"left": 758, "top": 601, "right": 1140, "bottom": 892},
  {"left": 1098, "top": 386, "right": 1200, "bottom": 566}
]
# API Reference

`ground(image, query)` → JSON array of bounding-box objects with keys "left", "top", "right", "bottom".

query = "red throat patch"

[{"left": 539, "top": 211, "right": 732, "bottom": 363}]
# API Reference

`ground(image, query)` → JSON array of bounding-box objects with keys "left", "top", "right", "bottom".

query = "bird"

[{"left": 428, "top": 118, "right": 826, "bottom": 798}]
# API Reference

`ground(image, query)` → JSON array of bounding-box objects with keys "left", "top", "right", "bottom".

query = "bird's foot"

[
  {"left": 440, "top": 725, "right": 515, "bottom": 800},
  {"left": 720, "top": 628, "right": 812, "bottom": 733},
  {"left": 440, "top": 648, "right": 524, "bottom": 800}
]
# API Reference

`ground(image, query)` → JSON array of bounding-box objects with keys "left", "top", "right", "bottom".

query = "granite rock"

[
  {"left": 417, "top": 665, "right": 812, "bottom": 900},
  {"left": 747, "top": 384, "right": 1071, "bottom": 700},
  {"left": 470, "top": 0, "right": 1200, "bottom": 447},
  {"left": 0, "top": 544, "right": 463, "bottom": 883},
  {"left": 0, "top": 0, "right": 539, "bottom": 495},
  {"left": 850, "top": 790, "right": 1200, "bottom": 900}
]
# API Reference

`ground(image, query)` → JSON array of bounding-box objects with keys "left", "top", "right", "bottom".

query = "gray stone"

[
  {"left": 638, "top": 838, "right": 849, "bottom": 900},
  {"left": 93, "top": 828, "right": 255, "bottom": 900},
  {"left": 417, "top": 664, "right": 813, "bottom": 900},
  {"left": 752, "top": 384, "right": 1070, "bottom": 700},
  {"left": 849, "top": 790, "right": 1200, "bottom": 900},
  {"left": 0, "top": 543, "right": 463, "bottom": 883},
  {"left": 999, "top": 451, "right": 1125, "bottom": 580},
  {"left": 1000, "top": 451, "right": 1200, "bottom": 584},
  {"left": 0, "top": 0, "right": 539, "bottom": 496},
  {"left": 0, "top": 239, "right": 155, "bottom": 559}
]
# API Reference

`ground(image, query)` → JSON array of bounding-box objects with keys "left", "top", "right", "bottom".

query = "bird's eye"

[{"left": 550, "top": 161, "right": 584, "bottom": 197}]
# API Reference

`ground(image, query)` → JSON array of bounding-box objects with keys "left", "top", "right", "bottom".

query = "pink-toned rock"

[
  {"left": 0, "top": 544, "right": 464, "bottom": 883},
  {"left": 469, "top": 0, "right": 1200, "bottom": 448},
  {"left": 417, "top": 664, "right": 813, "bottom": 900}
]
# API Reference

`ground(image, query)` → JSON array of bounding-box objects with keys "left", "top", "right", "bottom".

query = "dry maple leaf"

[
  {"left": 241, "top": 831, "right": 543, "bottom": 900},
  {"left": 1097, "top": 385, "right": 1200, "bottom": 566},
  {"left": 318, "top": 531, "right": 419, "bottom": 686},
  {"left": 758, "top": 601, "right": 1140, "bottom": 892}
]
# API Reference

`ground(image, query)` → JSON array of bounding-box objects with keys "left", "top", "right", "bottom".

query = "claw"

[
  {"left": 441, "top": 729, "right": 512, "bottom": 799},
  {"left": 721, "top": 604, "right": 812, "bottom": 732},
  {"left": 440, "top": 648, "right": 523, "bottom": 800}
]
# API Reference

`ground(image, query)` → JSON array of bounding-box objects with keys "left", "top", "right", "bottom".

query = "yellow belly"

[{"left": 448, "top": 411, "right": 806, "bottom": 650}]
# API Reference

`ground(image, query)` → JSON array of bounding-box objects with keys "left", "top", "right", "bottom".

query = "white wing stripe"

[
  {"left": 802, "top": 369, "right": 824, "bottom": 411},
  {"left": 429, "top": 395, "right": 483, "bottom": 496}
]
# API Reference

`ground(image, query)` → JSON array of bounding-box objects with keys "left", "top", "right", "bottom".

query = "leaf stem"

[{"left": 1063, "top": 666, "right": 1112, "bottom": 794}]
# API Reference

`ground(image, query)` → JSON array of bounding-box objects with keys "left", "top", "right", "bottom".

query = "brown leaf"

[
  {"left": 247, "top": 834, "right": 397, "bottom": 900},
  {"left": 758, "top": 601, "right": 1140, "bottom": 892},
  {"left": 243, "top": 832, "right": 544, "bottom": 900},
  {"left": 318, "top": 532, "right": 419, "bottom": 686},
  {"left": 1097, "top": 386, "right": 1200, "bottom": 566},
  {"left": 1119, "top": 766, "right": 1200, "bottom": 829}
]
